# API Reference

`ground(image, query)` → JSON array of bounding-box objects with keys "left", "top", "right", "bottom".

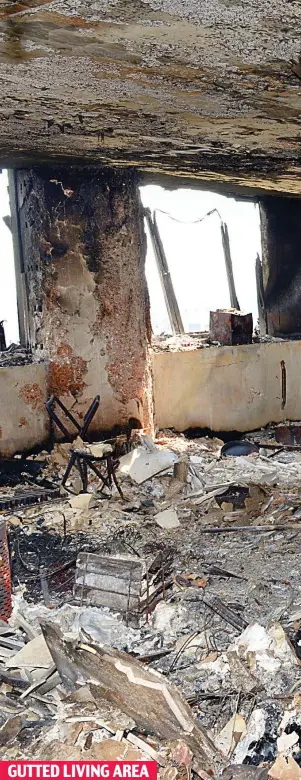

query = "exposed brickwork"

[
  {"left": 18, "top": 382, "right": 45, "bottom": 411},
  {"left": 48, "top": 344, "right": 87, "bottom": 398}
]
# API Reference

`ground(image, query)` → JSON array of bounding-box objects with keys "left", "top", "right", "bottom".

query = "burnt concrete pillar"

[
  {"left": 260, "top": 196, "right": 301, "bottom": 337},
  {"left": 14, "top": 167, "right": 153, "bottom": 433}
]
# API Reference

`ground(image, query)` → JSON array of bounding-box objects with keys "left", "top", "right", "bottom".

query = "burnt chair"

[{"left": 46, "top": 395, "right": 123, "bottom": 498}]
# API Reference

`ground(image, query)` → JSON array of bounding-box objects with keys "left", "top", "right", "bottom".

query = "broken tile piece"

[{"left": 155, "top": 508, "right": 180, "bottom": 529}]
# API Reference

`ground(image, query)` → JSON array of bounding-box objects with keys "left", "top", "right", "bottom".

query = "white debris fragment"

[
  {"left": 233, "top": 708, "right": 266, "bottom": 764},
  {"left": 118, "top": 446, "right": 177, "bottom": 484},
  {"left": 215, "top": 713, "right": 246, "bottom": 756},
  {"left": 69, "top": 493, "right": 96, "bottom": 510},
  {"left": 277, "top": 730, "right": 299, "bottom": 755},
  {"left": 86, "top": 443, "right": 113, "bottom": 457},
  {"left": 154, "top": 508, "right": 180, "bottom": 529}
]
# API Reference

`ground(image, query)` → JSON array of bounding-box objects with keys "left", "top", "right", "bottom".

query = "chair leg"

[
  {"left": 76, "top": 456, "right": 88, "bottom": 493},
  {"left": 88, "top": 461, "right": 111, "bottom": 491},
  {"left": 61, "top": 452, "right": 77, "bottom": 488},
  {"left": 108, "top": 454, "right": 123, "bottom": 499},
  {"left": 82, "top": 460, "right": 88, "bottom": 493}
]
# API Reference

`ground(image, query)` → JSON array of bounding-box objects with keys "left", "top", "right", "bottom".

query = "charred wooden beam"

[
  {"left": 144, "top": 207, "right": 184, "bottom": 336},
  {"left": 42, "top": 621, "right": 224, "bottom": 776},
  {"left": 220, "top": 222, "right": 240, "bottom": 311}
]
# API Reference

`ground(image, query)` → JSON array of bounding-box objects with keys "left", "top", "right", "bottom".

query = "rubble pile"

[
  {"left": 0, "top": 344, "right": 42, "bottom": 367},
  {"left": 1, "top": 425, "right": 301, "bottom": 778},
  {"left": 152, "top": 333, "right": 289, "bottom": 353}
]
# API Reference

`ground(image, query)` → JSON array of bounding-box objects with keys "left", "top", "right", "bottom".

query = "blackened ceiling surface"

[{"left": 1, "top": 0, "right": 301, "bottom": 193}]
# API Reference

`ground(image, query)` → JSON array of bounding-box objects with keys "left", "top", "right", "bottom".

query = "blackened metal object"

[{"left": 221, "top": 440, "right": 259, "bottom": 457}]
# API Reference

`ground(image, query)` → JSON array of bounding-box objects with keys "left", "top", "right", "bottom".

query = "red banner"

[{"left": 0, "top": 764, "right": 157, "bottom": 780}]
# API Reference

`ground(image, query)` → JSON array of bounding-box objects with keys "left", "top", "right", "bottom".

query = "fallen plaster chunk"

[
  {"left": 6, "top": 634, "right": 53, "bottom": 670},
  {"left": 118, "top": 446, "right": 177, "bottom": 484},
  {"left": 155, "top": 508, "right": 180, "bottom": 529},
  {"left": 268, "top": 755, "right": 301, "bottom": 779},
  {"left": 41, "top": 621, "right": 223, "bottom": 775},
  {"left": 277, "top": 730, "right": 299, "bottom": 754},
  {"left": 216, "top": 714, "right": 246, "bottom": 757},
  {"left": 69, "top": 493, "right": 96, "bottom": 510},
  {"left": 86, "top": 443, "right": 113, "bottom": 457},
  {"left": 231, "top": 622, "right": 300, "bottom": 691},
  {"left": 87, "top": 737, "right": 146, "bottom": 762}
]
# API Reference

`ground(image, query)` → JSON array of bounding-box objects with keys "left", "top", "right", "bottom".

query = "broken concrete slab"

[{"left": 41, "top": 621, "right": 223, "bottom": 775}]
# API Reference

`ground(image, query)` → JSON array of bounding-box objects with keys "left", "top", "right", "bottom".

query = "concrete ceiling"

[{"left": 1, "top": 0, "right": 301, "bottom": 194}]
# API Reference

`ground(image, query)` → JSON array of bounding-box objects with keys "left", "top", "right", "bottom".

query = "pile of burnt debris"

[
  {"left": 0, "top": 344, "right": 40, "bottom": 367},
  {"left": 3, "top": 422, "right": 301, "bottom": 778},
  {"left": 152, "top": 311, "right": 291, "bottom": 354}
]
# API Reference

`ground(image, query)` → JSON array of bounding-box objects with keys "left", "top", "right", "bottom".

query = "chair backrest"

[
  {"left": 81, "top": 395, "right": 100, "bottom": 439},
  {"left": 46, "top": 394, "right": 100, "bottom": 443}
]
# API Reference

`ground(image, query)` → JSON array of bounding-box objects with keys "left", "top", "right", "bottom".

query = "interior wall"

[
  {"left": 153, "top": 341, "right": 301, "bottom": 432},
  {"left": 2, "top": 340, "right": 301, "bottom": 456}
]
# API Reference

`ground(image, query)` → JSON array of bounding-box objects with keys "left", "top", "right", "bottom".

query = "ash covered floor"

[{"left": 1, "top": 429, "right": 301, "bottom": 778}]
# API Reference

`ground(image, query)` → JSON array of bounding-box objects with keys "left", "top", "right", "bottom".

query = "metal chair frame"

[
  {"left": 46, "top": 395, "right": 100, "bottom": 443},
  {"left": 46, "top": 395, "right": 123, "bottom": 497},
  {"left": 61, "top": 449, "right": 123, "bottom": 497}
]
